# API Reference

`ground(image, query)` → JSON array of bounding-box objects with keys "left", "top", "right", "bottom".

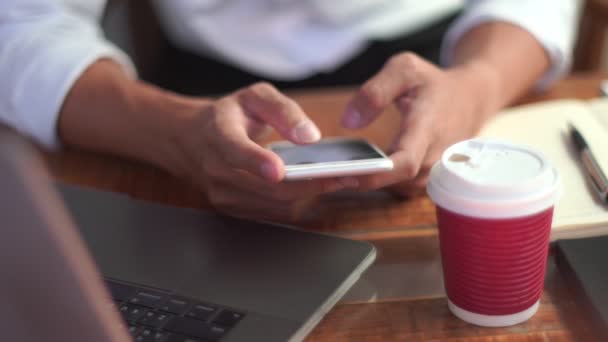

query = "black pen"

[{"left": 568, "top": 122, "right": 608, "bottom": 203}]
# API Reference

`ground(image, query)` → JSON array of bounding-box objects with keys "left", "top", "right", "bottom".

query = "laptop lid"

[
  {"left": 0, "top": 133, "right": 130, "bottom": 342},
  {"left": 58, "top": 178, "right": 377, "bottom": 342}
]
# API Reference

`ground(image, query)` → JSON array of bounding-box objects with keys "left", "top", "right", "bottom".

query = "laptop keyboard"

[{"left": 105, "top": 279, "right": 245, "bottom": 342}]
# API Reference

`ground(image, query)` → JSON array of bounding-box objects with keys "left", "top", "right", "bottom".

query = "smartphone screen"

[
  {"left": 268, "top": 138, "right": 393, "bottom": 180},
  {"left": 271, "top": 139, "right": 385, "bottom": 165}
]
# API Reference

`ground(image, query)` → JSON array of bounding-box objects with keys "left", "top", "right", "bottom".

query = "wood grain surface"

[{"left": 42, "top": 72, "right": 607, "bottom": 341}]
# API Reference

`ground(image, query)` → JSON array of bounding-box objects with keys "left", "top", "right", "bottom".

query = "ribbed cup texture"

[{"left": 437, "top": 207, "right": 553, "bottom": 315}]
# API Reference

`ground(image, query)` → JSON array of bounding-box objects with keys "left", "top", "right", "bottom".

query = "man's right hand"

[
  {"left": 169, "top": 82, "right": 358, "bottom": 220},
  {"left": 59, "top": 61, "right": 358, "bottom": 222}
]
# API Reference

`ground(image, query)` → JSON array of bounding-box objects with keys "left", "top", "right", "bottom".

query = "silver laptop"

[{"left": 0, "top": 132, "right": 376, "bottom": 342}]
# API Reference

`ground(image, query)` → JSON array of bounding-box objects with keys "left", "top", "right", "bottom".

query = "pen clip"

[{"left": 581, "top": 151, "right": 608, "bottom": 202}]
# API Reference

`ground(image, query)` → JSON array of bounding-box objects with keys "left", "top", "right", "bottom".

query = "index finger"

[
  {"left": 208, "top": 99, "right": 286, "bottom": 182},
  {"left": 342, "top": 52, "right": 426, "bottom": 129},
  {"left": 238, "top": 82, "right": 321, "bottom": 144}
]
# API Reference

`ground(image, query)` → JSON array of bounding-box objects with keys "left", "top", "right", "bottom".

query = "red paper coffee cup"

[{"left": 426, "top": 139, "right": 561, "bottom": 327}]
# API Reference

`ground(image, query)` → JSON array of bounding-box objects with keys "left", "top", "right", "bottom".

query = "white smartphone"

[{"left": 268, "top": 138, "right": 394, "bottom": 180}]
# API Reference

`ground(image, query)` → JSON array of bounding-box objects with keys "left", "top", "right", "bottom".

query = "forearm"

[
  {"left": 58, "top": 59, "right": 209, "bottom": 171},
  {"left": 450, "top": 22, "right": 551, "bottom": 113}
]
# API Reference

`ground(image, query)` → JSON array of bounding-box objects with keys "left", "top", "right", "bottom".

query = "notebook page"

[
  {"left": 588, "top": 98, "right": 608, "bottom": 180},
  {"left": 478, "top": 99, "right": 608, "bottom": 239},
  {"left": 589, "top": 97, "right": 608, "bottom": 130}
]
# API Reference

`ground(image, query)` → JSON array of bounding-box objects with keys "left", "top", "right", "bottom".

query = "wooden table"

[{"left": 44, "top": 73, "right": 606, "bottom": 341}]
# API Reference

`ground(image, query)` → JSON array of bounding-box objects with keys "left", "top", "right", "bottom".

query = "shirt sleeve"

[
  {"left": 440, "top": 0, "right": 582, "bottom": 89},
  {"left": 0, "top": 0, "right": 136, "bottom": 149}
]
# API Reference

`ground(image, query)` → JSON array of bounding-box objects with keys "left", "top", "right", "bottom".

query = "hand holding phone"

[{"left": 268, "top": 138, "right": 393, "bottom": 180}]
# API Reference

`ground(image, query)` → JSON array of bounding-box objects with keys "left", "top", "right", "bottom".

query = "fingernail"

[
  {"left": 293, "top": 121, "right": 321, "bottom": 144},
  {"left": 260, "top": 162, "right": 277, "bottom": 181},
  {"left": 342, "top": 107, "right": 361, "bottom": 129},
  {"left": 339, "top": 177, "right": 359, "bottom": 188}
]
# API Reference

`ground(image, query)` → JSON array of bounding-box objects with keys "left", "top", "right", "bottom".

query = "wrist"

[
  {"left": 129, "top": 82, "right": 211, "bottom": 175},
  {"left": 58, "top": 59, "right": 211, "bottom": 176}
]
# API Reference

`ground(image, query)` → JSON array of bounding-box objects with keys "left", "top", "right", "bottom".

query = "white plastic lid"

[{"left": 426, "top": 138, "right": 562, "bottom": 219}]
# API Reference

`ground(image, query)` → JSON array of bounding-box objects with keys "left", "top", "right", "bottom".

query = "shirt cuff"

[
  {"left": 440, "top": 2, "right": 578, "bottom": 90},
  {"left": 16, "top": 42, "right": 135, "bottom": 149}
]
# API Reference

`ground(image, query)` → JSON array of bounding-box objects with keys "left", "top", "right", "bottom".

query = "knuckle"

[
  {"left": 388, "top": 53, "right": 421, "bottom": 80},
  {"left": 358, "top": 83, "right": 384, "bottom": 112},
  {"left": 200, "top": 104, "right": 218, "bottom": 126},
  {"left": 204, "top": 103, "right": 231, "bottom": 133},
  {"left": 206, "top": 113, "right": 223, "bottom": 133},
  {"left": 249, "top": 82, "right": 277, "bottom": 96},
  {"left": 390, "top": 52, "right": 419, "bottom": 70},
  {"left": 401, "top": 162, "right": 420, "bottom": 180},
  {"left": 212, "top": 97, "right": 234, "bottom": 114}
]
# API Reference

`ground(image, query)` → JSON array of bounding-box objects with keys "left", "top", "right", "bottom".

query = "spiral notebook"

[{"left": 478, "top": 98, "right": 608, "bottom": 240}]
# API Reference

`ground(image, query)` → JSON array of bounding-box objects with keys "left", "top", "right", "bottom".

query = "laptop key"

[
  {"left": 204, "top": 324, "right": 228, "bottom": 341},
  {"left": 164, "top": 334, "right": 202, "bottom": 342},
  {"left": 213, "top": 310, "right": 244, "bottom": 326},
  {"left": 138, "top": 310, "right": 174, "bottom": 329},
  {"left": 134, "top": 328, "right": 169, "bottom": 342},
  {"left": 127, "top": 324, "right": 141, "bottom": 337},
  {"left": 119, "top": 304, "right": 148, "bottom": 322},
  {"left": 134, "top": 327, "right": 153, "bottom": 341},
  {"left": 106, "top": 280, "right": 137, "bottom": 302},
  {"left": 185, "top": 303, "right": 217, "bottom": 321},
  {"left": 129, "top": 290, "right": 167, "bottom": 308},
  {"left": 164, "top": 316, "right": 219, "bottom": 340},
  {"left": 160, "top": 297, "right": 190, "bottom": 315}
]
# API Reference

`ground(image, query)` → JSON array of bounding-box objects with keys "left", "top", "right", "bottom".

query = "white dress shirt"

[{"left": 0, "top": 0, "right": 581, "bottom": 148}]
